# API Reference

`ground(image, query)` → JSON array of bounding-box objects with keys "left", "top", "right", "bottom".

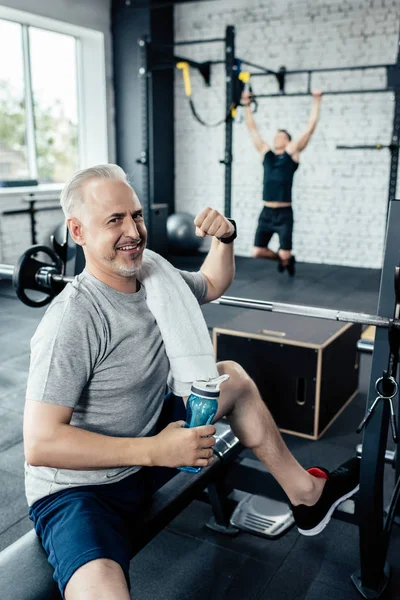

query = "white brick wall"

[
  {"left": 174, "top": 0, "right": 399, "bottom": 268},
  {"left": 0, "top": 194, "right": 64, "bottom": 264}
]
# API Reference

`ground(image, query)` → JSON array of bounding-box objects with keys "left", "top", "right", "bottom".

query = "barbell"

[
  {"left": 1, "top": 244, "right": 400, "bottom": 330},
  {"left": 0, "top": 245, "right": 73, "bottom": 308}
]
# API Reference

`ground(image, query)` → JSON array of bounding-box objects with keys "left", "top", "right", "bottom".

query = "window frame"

[{"left": 0, "top": 5, "right": 108, "bottom": 193}]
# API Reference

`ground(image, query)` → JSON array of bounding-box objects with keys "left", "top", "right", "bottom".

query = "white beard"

[{"left": 115, "top": 260, "right": 141, "bottom": 277}]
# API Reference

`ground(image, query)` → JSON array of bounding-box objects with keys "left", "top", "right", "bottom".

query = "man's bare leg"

[
  {"left": 252, "top": 246, "right": 280, "bottom": 260},
  {"left": 278, "top": 249, "right": 295, "bottom": 275},
  {"left": 65, "top": 558, "right": 131, "bottom": 600},
  {"left": 213, "top": 361, "right": 325, "bottom": 507},
  {"left": 278, "top": 248, "right": 291, "bottom": 266}
]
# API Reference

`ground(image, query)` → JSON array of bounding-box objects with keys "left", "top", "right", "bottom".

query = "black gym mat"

[
  {"left": 2, "top": 259, "right": 399, "bottom": 600},
  {"left": 128, "top": 357, "right": 400, "bottom": 599}
]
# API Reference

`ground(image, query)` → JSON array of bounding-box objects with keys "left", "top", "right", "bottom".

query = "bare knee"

[
  {"left": 216, "top": 361, "right": 268, "bottom": 448},
  {"left": 279, "top": 249, "right": 291, "bottom": 260},
  {"left": 217, "top": 360, "right": 253, "bottom": 396},
  {"left": 252, "top": 246, "right": 263, "bottom": 258},
  {"left": 65, "top": 558, "right": 129, "bottom": 600}
]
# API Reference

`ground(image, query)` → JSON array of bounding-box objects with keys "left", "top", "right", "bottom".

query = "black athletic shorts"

[{"left": 254, "top": 206, "right": 293, "bottom": 251}]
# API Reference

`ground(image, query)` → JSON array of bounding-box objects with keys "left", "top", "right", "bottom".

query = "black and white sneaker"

[{"left": 291, "top": 457, "right": 360, "bottom": 536}]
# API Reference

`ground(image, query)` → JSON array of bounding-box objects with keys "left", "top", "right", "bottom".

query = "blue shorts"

[{"left": 29, "top": 393, "right": 186, "bottom": 598}]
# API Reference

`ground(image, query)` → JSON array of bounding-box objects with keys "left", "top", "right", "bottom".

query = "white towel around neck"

[{"left": 139, "top": 249, "right": 219, "bottom": 396}]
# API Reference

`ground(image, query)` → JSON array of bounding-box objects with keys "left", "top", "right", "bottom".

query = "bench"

[{"left": 0, "top": 421, "right": 241, "bottom": 600}]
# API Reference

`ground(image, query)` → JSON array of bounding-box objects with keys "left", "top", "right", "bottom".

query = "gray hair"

[{"left": 60, "top": 164, "right": 129, "bottom": 218}]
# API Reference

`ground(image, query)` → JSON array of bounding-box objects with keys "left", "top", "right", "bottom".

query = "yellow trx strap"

[
  {"left": 176, "top": 61, "right": 250, "bottom": 127},
  {"left": 177, "top": 61, "right": 192, "bottom": 97},
  {"left": 231, "top": 71, "right": 251, "bottom": 119},
  {"left": 239, "top": 71, "right": 251, "bottom": 84}
]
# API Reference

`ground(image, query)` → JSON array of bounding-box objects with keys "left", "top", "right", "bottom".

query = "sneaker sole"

[{"left": 297, "top": 484, "right": 359, "bottom": 537}]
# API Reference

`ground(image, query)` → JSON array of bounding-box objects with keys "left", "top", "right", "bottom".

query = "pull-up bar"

[
  {"left": 236, "top": 59, "right": 277, "bottom": 76},
  {"left": 138, "top": 36, "right": 213, "bottom": 86},
  {"left": 239, "top": 60, "right": 398, "bottom": 97},
  {"left": 256, "top": 88, "right": 394, "bottom": 99},
  {"left": 337, "top": 144, "right": 400, "bottom": 150},
  {"left": 246, "top": 62, "right": 393, "bottom": 75},
  {"left": 155, "top": 37, "right": 226, "bottom": 47},
  {"left": 255, "top": 89, "right": 392, "bottom": 98}
]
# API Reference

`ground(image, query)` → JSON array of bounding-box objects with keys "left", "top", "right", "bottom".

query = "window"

[
  {"left": 0, "top": 19, "right": 30, "bottom": 181},
  {"left": 0, "top": 7, "right": 108, "bottom": 189},
  {"left": 29, "top": 27, "right": 79, "bottom": 183}
]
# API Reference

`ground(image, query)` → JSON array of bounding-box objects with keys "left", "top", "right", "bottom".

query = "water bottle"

[{"left": 179, "top": 374, "right": 230, "bottom": 473}]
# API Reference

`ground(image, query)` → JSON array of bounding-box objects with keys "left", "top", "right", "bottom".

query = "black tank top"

[{"left": 262, "top": 151, "right": 299, "bottom": 203}]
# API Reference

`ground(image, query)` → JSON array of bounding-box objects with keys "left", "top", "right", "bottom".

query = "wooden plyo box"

[{"left": 213, "top": 311, "right": 361, "bottom": 440}]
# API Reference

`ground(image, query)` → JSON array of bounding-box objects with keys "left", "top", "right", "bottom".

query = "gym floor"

[{"left": 1, "top": 255, "right": 399, "bottom": 600}]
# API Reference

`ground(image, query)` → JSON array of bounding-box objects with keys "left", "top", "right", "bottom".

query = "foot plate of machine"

[{"left": 230, "top": 493, "right": 294, "bottom": 539}]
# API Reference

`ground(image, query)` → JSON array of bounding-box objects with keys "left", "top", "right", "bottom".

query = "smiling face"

[{"left": 68, "top": 178, "right": 147, "bottom": 292}]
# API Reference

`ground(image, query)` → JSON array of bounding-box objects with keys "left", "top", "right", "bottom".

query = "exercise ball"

[
  {"left": 167, "top": 212, "right": 203, "bottom": 255},
  {"left": 50, "top": 222, "right": 69, "bottom": 247}
]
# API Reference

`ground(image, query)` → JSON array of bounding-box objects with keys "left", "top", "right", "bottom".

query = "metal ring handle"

[{"left": 375, "top": 375, "right": 398, "bottom": 399}]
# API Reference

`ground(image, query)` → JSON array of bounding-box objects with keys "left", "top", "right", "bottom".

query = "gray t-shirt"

[{"left": 25, "top": 268, "right": 207, "bottom": 506}]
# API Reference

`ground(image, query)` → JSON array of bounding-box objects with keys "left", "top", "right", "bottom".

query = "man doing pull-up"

[{"left": 243, "top": 90, "right": 323, "bottom": 276}]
